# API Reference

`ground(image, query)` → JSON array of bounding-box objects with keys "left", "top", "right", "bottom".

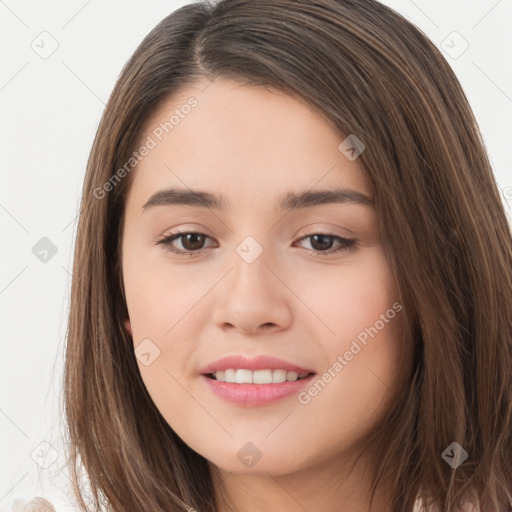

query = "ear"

[{"left": 124, "top": 317, "right": 133, "bottom": 336}]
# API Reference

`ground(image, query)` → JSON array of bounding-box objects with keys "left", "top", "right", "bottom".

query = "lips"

[
  {"left": 201, "top": 373, "right": 316, "bottom": 406},
  {"left": 199, "top": 355, "right": 317, "bottom": 407},
  {"left": 199, "top": 354, "right": 315, "bottom": 375}
]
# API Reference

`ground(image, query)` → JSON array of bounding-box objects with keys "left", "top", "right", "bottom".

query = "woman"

[{"left": 63, "top": 0, "right": 512, "bottom": 511}]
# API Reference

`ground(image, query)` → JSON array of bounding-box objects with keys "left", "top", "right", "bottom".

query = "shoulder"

[
  {"left": 413, "top": 496, "right": 481, "bottom": 512},
  {"left": 1, "top": 497, "right": 56, "bottom": 512}
]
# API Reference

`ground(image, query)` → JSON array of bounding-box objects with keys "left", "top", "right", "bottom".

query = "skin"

[{"left": 121, "top": 77, "right": 411, "bottom": 512}]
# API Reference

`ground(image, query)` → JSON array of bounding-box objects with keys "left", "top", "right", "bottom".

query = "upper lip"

[{"left": 200, "top": 355, "right": 315, "bottom": 375}]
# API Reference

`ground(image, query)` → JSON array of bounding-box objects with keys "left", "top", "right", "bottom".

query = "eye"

[
  {"left": 293, "top": 232, "right": 357, "bottom": 256},
  {"left": 156, "top": 230, "right": 357, "bottom": 257},
  {"left": 156, "top": 230, "right": 218, "bottom": 256}
]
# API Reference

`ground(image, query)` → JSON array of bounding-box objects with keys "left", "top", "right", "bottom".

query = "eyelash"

[{"left": 156, "top": 230, "right": 357, "bottom": 258}]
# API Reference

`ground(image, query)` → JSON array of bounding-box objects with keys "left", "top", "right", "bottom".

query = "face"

[{"left": 121, "top": 77, "right": 409, "bottom": 477}]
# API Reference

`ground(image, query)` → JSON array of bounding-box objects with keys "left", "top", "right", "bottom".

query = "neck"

[{"left": 210, "top": 452, "right": 393, "bottom": 512}]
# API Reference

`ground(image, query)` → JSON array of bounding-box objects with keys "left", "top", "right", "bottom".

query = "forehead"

[{"left": 126, "top": 77, "right": 372, "bottom": 209}]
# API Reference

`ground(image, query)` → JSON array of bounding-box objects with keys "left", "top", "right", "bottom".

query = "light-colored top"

[{"left": 413, "top": 496, "right": 481, "bottom": 512}]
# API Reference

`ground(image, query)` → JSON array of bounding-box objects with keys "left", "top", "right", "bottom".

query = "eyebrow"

[{"left": 141, "top": 187, "right": 374, "bottom": 212}]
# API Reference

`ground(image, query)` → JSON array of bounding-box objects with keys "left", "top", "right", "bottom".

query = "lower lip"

[{"left": 200, "top": 373, "right": 316, "bottom": 407}]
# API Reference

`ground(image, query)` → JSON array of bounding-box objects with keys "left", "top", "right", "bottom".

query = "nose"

[{"left": 211, "top": 248, "right": 293, "bottom": 335}]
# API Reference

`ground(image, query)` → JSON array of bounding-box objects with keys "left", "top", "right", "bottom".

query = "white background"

[{"left": 0, "top": 0, "right": 511, "bottom": 509}]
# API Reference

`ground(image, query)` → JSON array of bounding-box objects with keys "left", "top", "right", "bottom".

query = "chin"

[{"left": 202, "top": 444, "right": 312, "bottom": 477}]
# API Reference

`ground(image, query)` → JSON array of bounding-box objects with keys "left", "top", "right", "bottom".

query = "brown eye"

[
  {"left": 179, "top": 233, "right": 207, "bottom": 251},
  {"left": 309, "top": 234, "right": 335, "bottom": 251},
  {"left": 156, "top": 231, "right": 217, "bottom": 256},
  {"left": 295, "top": 233, "right": 357, "bottom": 256}
]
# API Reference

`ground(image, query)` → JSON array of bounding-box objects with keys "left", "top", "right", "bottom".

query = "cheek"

[
  {"left": 123, "top": 250, "right": 206, "bottom": 339},
  {"left": 295, "top": 247, "right": 405, "bottom": 413},
  {"left": 295, "top": 246, "right": 400, "bottom": 342},
  {"left": 122, "top": 249, "right": 205, "bottom": 410},
  {"left": 123, "top": 260, "right": 204, "bottom": 421}
]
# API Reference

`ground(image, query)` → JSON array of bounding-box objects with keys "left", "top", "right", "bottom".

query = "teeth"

[{"left": 212, "top": 369, "right": 310, "bottom": 384}]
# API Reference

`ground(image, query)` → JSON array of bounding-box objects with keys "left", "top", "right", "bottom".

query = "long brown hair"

[{"left": 63, "top": 1, "right": 512, "bottom": 510}]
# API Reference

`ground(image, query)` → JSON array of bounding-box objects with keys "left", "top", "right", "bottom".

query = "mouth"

[
  {"left": 201, "top": 370, "right": 317, "bottom": 407},
  {"left": 199, "top": 355, "right": 316, "bottom": 406},
  {"left": 204, "top": 369, "right": 315, "bottom": 384}
]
